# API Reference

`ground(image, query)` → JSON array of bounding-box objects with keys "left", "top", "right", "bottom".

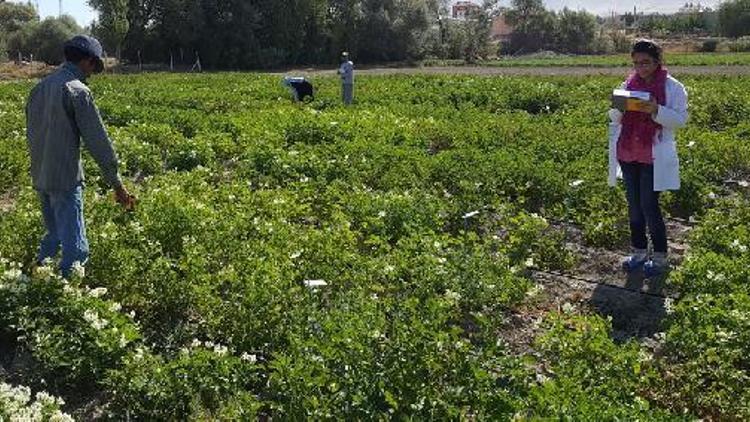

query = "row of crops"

[{"left": 0, "top": 72, "right": 749, "bottom": 419}]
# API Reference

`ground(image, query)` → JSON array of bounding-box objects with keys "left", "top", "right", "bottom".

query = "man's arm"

[
  {"left": 70, "top": 87, "right": 123, "bottom": 189},
  {"left": 70, "top": 86, "right": 135, "bottom": 209}
]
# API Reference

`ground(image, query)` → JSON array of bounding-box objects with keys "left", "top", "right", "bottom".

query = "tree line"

[
  {"left": 1, "top": 0, "right": 750, "bottom": 68},
  {"left": 0, "top": 1, "right": 82, "bottom": 64},
  {"left": 90, "top": 0, "right": 454, "bottom": 68}
]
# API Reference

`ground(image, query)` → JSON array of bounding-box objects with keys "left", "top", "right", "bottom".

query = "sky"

[
  {"left": 10, "top": 0, "right": 97, "bottom": 26},
  {"left": 11, "top": 0, "right": 724, "bottom": 27}
]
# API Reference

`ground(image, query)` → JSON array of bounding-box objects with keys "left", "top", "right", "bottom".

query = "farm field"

[{"left": 1, "top": 72, "right": 749, "bottom": 419}]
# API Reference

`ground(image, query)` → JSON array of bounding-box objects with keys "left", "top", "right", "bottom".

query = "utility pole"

[{"left": 59, "top": 0, "right": 63, "bottom": 17}]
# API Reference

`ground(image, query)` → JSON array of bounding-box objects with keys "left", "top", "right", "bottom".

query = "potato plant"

[{"left": 0, "top": 72, "right": 749, "bottom": 419}]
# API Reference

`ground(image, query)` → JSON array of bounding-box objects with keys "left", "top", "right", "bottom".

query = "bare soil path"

[
  {"left": 275, "top": 65, "right": 750, "bottom": 77},
  {"left": 500, "top": 219, "right": 692, "bottom": 358}
]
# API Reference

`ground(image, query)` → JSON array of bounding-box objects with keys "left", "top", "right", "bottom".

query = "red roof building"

[{"left": 452, "top": 1, "right": 480, "bottom": 20}]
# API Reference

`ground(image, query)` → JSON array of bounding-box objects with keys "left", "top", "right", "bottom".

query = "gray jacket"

[
  {"left": 26, "top": 62, "right": 122, "bottom": 192},
  {"left": 339, "top": 61, "right": 354, "bottom": 84}
]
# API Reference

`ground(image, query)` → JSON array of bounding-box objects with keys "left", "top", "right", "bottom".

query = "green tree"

[
  {"left": 0, "top": 0, "right": 39, "bottom": 61},
  {"left": 6, "top": 22, "right": 34, "bottom": 60},
  {"left": 505, "top": 0, "right": 557, "bottom": 53},
  {"left": 462, "top": 0, "right": 495, "bottom": 62},
  {"left": 719, "top": 0, "right": 750, "bottom": 38},
  {"left": 88, "top": 0, "right": 444, "bottom": 68},
  {"left": 555, "top": 8, "right": 597, "bottom": 54},
  {"left": 89, "top": 0, "right": 130, "bottom": 60},
  {"left": 0, "top": 1, "right": 37, "bottom": 32},
  {"left": 33, "top": 16, "right": 82, "bottom": 64}
]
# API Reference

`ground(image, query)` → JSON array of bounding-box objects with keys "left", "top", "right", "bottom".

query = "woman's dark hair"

[
  {"left": 63, "top": 46, "right": 91, "bottom": 64},
  {"left": 631, "top": 39, "right": 663, "bottom": 63}
]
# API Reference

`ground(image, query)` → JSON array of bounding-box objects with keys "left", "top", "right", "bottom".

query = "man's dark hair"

[
  {"left": 631, "top": 39, "right": 663, "bottom": 63},
  {"left": 64, "top": 46, "right": 91, "bottom": 64}
]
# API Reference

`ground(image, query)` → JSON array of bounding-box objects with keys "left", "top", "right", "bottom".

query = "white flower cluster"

[
  {"left": 1, "top": 260, "right": 30, "bottom": 294},
  {"left": 83, "top": 309, "right": 109, "bottom": 331},
  {"left": 444, "top": 289, "right": 462, "bottom": 303},
  {"left": 186, "top": 339, "right": 230, "bottom": 356},
  {"left": 185, "top": 339, "right": 257, "bottom": 363},
  {"left": 69, "top": 261, "right": 86, "bottom": 279},
  {"left": 87, "top": 287, "right": 108, "bottom": 298},
  {"left": 707, "top": 270, "right": 727, "bottom": 283},
  {"left": 34, "top": 262, "right": 59, "bottom": 281},
  {"left": 730, "top": 239, "right": 748, "bottom": 254},
  {"left": 0, "top": 382, "right": 73, "bottom": 422}
]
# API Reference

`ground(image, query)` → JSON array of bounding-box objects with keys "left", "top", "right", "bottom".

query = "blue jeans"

[
  {"left": 342, "top": 83, "right": 354, "bottom": 105},
  {"left": 619, "top": 161, "right": 667, "bottom": 254},
  {"left": 37, "top": 183, "right": 89, "bottom": 277}
]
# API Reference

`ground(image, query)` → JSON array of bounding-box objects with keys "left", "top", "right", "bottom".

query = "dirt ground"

[
  {"left": 4, "top": 62, "right": 750, "bottom": 81},
  {"left": 0, "top": 191, "right": 15, "bottom": 213},
  {"left": 0, "top": 62, "right": 55, "bottom": 81},
  {"left": 499, "top": 218, "right": 692, "bottom": 360},
  {"left": 275, "top": 65, "right": 750, "bottom": 77}
]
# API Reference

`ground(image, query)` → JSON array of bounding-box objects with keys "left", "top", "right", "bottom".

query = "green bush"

[
  {"left": 700, "top": 39, "right": 720, "bottom": 52},
  {"left": 0, "top": 382, "right": 73, "bottom": 421},
  {"left": 106, "top": 346, "right": 262, "bottom": 420},
  {"left": 523, "top": 313, "right": 685, "bottom": 420},
  {"left": 726, "top": 36, "right": 750, "bottom": 52},
  {"left": 0, "top": 262, "right": 140, "bottom": 393}
]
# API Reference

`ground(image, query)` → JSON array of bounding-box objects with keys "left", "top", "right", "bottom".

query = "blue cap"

[{"left": 64, "top": 35, "right": 105, "bottom": 73}]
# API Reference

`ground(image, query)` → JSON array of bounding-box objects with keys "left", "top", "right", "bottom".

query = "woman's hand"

[{"left": 642, "top": 98, "right": 659, "bottom": 115}]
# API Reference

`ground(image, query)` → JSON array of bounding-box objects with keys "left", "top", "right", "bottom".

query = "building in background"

[
  {"left": 491, "top": 13, "right": 514, "bottom": 41},
  {"left": 452, "top": 1, "right": 480, "bottom": 20}
]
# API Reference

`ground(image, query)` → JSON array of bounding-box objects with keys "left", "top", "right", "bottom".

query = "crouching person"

[{"left": 282, "top": 76, "right": 314, "bottom": 102}]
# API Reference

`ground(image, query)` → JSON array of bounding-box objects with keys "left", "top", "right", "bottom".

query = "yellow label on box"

[{"left": 611, "top": 89, "right": 652, "bottom": 113}]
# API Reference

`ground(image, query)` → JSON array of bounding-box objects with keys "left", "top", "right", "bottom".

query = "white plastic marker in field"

[
  {"left": 304, "top": 279, "right": 328, "bottom": 288},
  {"left": 462, "top": 211, "right": 480, "bottom": 219}
]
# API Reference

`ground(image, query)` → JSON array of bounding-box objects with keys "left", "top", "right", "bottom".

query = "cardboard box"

[{"left": 611, "top": 89, "right": 652, "bottom": 113}]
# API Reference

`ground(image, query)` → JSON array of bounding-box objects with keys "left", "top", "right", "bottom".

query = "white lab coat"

[{"left": 608, "top": 76, "right": 689, "bottom": 192}]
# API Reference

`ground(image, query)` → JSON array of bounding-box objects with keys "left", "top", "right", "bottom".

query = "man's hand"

[{"left": 114, "top": 185, "right": 136, "bottom": 211}]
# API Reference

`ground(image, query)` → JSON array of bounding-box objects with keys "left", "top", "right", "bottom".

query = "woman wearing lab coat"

[{"left": 608, "top": 39, "right": 689, "bottom": 277}]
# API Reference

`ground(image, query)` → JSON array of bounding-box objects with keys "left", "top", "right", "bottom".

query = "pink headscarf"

[{"left": 617, "top": 66, "right": 669, "bottom": 164}]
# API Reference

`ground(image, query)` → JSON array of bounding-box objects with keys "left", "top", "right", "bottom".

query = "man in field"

[
  {"left": 337, "top": 52, "right": 355, "bottom": 105},
  {"left": 25, "top": 35, "right": 134, "bottom": 278}
]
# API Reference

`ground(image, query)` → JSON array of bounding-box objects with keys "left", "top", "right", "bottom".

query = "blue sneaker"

[
  {"left": 644, "top": 260, "right": 669, "bottom": 278},
  {"left": 622, "top": 255, "right": 648, "bottom": 273}
]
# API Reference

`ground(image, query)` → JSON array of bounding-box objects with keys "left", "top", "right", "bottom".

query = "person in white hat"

[{"left": 337, "top": 52, "right": 355, "bottom": 105}]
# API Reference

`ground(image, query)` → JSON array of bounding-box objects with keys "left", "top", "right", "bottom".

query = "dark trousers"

[{"left": 619, "top": 161, "right": 667, "bottom": 254}]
